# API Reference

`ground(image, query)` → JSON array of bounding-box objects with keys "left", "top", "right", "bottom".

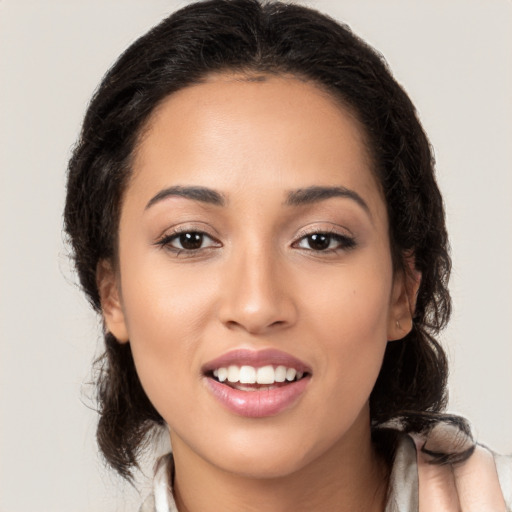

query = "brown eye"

[
  {"left": 295, "top": 232, "right": 356, "bottom": 252},
  {"left": 178, "top": 232, "right": 204, "bottom": 250},
  {"left": 306, "top": 233, "right": 330, "bottom": 251},
  {"left": 157, "top": 231, "right": 219, "bottom": 252}
]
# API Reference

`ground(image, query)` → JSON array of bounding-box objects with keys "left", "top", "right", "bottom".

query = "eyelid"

[
  {"left": 154, "top": 222, "right": 220, "bottom": 242},
  {"left": 292, "top": 222, "right": 354, "bottom": 242}
]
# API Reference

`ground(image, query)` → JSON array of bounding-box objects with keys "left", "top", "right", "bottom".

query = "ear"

[
  {"left": 387, "top": 255, "right": 421, "bottom": 341},
  {"left": 96, "top": 259, "right": 129, "bottom": 343}
]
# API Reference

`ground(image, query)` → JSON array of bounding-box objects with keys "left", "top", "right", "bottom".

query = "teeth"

[
  {"left": 217, "top": 367, "right": 228, "bottom": 382},
  {"left": 227, "top": 365, "right": 240, "bottom": 383},
  {"left": 286, "top": 368, "right": 297, "bottom": 381},
  {"left": 239, "top": 365, "right": 256, "bottom": 384},
  {"left": 256, "top": 365, "right": 275, "bottom": 384},
  {"left": 275, "top": 365, "right": 287, "bottom": 382},
  {"left": 212, "top": 364, "right": 305, "bottom": 385}
]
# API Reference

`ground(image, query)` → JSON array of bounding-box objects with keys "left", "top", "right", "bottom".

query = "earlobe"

[
  {"left": 387, "top": 258, "right": 421, "bottom": 341},
  {"left": 96, "top": 259, "right": 129, "bottom": 343}
]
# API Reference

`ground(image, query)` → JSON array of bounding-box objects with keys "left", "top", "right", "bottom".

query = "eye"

[
  {"left": 294, "top": 232, "right": 355, "bottom": 252},
  {"left": 157, "top": 231, "right": 219, "bottom": 252}
]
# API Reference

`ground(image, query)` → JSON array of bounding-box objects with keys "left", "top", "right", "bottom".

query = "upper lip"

[{"left": 202, "top": 348, "right": 311, "bottom": 374}]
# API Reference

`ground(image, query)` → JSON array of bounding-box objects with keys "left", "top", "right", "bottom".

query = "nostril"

[{"left": 223, "top": 318, "right": 287, "bottom": 334}]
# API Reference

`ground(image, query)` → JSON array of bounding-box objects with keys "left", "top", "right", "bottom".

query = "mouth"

[{"left": 202, "top": 349, "right": 312, "bottom": 417}]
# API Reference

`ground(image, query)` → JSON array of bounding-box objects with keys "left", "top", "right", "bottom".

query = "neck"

[{"left": 170, "top": 413, "right": 388, "bottom": 512}]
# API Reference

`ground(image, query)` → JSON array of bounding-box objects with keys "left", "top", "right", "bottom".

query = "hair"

[{"left": 64, "top": 0, "right": 471, "bottom": 480}]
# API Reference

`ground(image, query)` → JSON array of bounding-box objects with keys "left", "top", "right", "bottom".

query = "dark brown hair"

[{"left": 64, "top": 0, "right": 468, "bottom": 480}]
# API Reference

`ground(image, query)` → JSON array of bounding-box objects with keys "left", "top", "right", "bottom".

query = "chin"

[
  {"left": 204, "top": 424, "right": 337, "bottom": 480},
  {"left": 214, "top": 447, "right": 311, "bottom": 480}
]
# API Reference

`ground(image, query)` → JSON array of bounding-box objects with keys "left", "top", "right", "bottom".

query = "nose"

[{"left": 218, "top": 246, "right": 298, "bottom": 335}]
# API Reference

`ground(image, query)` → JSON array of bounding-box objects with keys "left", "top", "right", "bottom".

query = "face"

[{"left": 100, "top": 75, "right": 412, "bottom": 479}]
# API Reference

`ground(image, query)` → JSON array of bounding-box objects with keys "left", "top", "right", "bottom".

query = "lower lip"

[{"left": 205, "top": 376, "right": 310, "bottom": 418}]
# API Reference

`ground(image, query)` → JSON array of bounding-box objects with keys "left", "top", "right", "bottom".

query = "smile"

[
  {"left": 212, "top": 365, "right": 305, "bottom": 386},
  {"left": 203, "top": 349, "right": 312, "bottom": 417}
]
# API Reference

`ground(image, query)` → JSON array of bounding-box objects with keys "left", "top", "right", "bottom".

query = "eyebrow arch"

[
  {"left": 285, "top": 186, "right": 371, "bottom": 216},
  {"left": 145, "top": 185, "right": 226, "bottom": 210}
]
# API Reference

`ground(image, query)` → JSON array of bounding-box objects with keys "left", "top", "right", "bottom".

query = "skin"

[{"left": 98, "top": 74, "right": 417, "bottom": 511}]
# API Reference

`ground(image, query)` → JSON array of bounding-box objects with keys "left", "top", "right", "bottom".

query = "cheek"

[
  {"left": 118, "top": 258, "right": 218, "bottom": 406},
  {"left": 303, "top": 257, "right": 393, "bottom": 337},
  {"left": 121, "top": 248, "right": 218, "bottom": 335},
  {"left": 302, "top": 260, "right": 392, "bottom": 387}
]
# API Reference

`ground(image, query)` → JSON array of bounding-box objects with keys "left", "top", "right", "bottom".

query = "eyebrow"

[
  {"left": 145, "top": 184, "right": 370, "bottom": 216},
  {"left": 285, "top": 186, "right": 371, "bottom": 215},
  {"left": 145, "top": 185, "right": 226, "bottom": 210}
]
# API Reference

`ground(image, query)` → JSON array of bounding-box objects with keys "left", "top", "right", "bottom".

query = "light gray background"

[{"left": 1, "top": 1, "right": 511, "bottom": 511}]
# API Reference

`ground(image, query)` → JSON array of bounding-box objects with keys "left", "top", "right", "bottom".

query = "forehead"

[{"left": 129, "top": 74, "right": 385, "bottom": 218}]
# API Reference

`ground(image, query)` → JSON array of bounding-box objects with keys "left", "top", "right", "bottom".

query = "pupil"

[
  {"left": 308, "top": 233, "right": 330, "bottom": 250},
  {"left": 180, "top": 232, "right": 203, "bottom": 250}
]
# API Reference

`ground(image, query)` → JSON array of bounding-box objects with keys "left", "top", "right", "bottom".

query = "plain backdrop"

[{"left": 1, "top": 1, "right": 511, "bottom": 511}]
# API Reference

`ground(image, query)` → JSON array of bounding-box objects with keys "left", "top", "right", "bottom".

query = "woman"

[{"left": 64, "top": 0, "right": 511, "bottom": 510}]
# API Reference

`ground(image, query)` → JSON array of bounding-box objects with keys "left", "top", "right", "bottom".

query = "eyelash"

[
  {"left": 155, "top": 228, "right": 220, "bottom": 257},
  {"left": 155, "top": 228, "right": 356, "bottom": 256}
]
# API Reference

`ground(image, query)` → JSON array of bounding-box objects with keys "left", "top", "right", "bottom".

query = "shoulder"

[
  {"left": 386, "top": 425, "right": 511, "bottom": 511},
  {"left": 411, "top": 424, "right": 512, "bottom": 511},
  {"left": 494, "top": 451, "right": 512, "bottom": 506}
]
